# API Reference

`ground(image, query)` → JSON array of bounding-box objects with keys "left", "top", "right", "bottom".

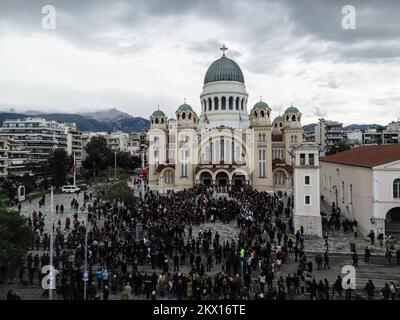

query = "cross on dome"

[{"left": 220, "top": 44, "right": 228, "bottom": 56}]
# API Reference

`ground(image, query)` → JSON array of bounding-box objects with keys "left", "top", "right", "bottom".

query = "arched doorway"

[
  {"left": 232, "top": 173, "right": 245, "bottom": 186},
  {"left": 385, "top": 207, "right": 400, "bottom": 234},
  {"left": 216, "top": 171, "right": 229, "bottom": 186},
  {"left": 200, "top": 171, "right": 212, "bottom": 185}
]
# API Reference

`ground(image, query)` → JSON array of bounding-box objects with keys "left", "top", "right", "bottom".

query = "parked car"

[{"left": 61, "top": 185, "right": 80, "bottom": 193}]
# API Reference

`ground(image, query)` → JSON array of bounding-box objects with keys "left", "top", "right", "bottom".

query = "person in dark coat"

[{"left": 364, "top": 280, "right": 375, "bottom": 300}]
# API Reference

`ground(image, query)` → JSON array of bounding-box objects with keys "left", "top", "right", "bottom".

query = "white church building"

[{"left": 147, "top": 46, "right": 304, "bottom": 193}]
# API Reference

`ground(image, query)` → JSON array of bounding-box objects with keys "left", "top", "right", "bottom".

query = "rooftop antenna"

[
  {"left": 220, "top": 44, "right": 228, "bottom": 56},
  {"left": 260, "top": 96, "right": 263, "bottom": 102},
  {"left": 184, "top": 97, "right": 186, "bottom": 104}
]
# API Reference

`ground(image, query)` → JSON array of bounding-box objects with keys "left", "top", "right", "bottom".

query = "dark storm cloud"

[{"left": 1, "top": 0, "right": 398, "bottom": 62}]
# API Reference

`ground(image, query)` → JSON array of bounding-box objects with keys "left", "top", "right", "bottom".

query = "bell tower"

[{"left": 293, "top": 143, "right": 322, "bottom": 237}]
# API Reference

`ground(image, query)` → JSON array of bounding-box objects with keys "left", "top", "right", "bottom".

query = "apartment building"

[
  {"left": 65, "top": 123, "right": 83, "bottom": 167},
  {"left": 0, "top": 117, "right": 67, "bottom": 164},
  {"left": 7, "top": 139, "right": 30, "bottom": 176},
  {"left": 0, "top": 137, "right": 8, "bottom": 177},
  {"left": 315, "top": 118, "right": 344, "bottom": 154}
]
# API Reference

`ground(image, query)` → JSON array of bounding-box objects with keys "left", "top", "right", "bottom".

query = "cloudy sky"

[{"left": 0, "top": 0, "right": 399, "bottom": 125}]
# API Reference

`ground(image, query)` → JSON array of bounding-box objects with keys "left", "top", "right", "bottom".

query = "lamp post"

[
  {"left": 73, "top": 152, "right": 76, "bottom": 187},
  {"left": 114, "top": 150, "right": 117, "bottom": 180},
  {"left": 140, "top": 145, "right": 147, "bottom": 200},
  {"left": 49, "top": 186, "right": 54, "bottom": 300},
  {"left": 83, "top": 217, "right": 89, "bottom": 300}
]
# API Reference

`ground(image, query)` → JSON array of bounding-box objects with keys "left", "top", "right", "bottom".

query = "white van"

[{"left": 61, "top": 185, "right": 81, "bottom": 193}]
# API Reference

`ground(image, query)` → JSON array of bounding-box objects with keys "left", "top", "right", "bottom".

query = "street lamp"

[
  {"left": 140, "top": 145, "right": 147, "bottom": 200},
  {"left": 82, "top": 217, "right": 89, "bottom": 300},
  {"left": 114, "top": 150, "right": 117, "bottom": 180},
  {"left": 49, "top": 186, "right": 54, "bottom": 300}
]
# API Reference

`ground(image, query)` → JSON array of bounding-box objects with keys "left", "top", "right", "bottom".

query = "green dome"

[
  {"left": 204, "top": 56, "right": 244, "bottom": 84},
  {"left": 177, "top": 103, "right": 193, "bottom": 112},
  {"left": 274, "top": 115, "right": 283, "bottom": 122},
  {"left": 284, "top": 106, "right": 300, "bottom": 114},
  {"left": 152, "top": 110, "right": 165, "bottom": 117},
  {"left": 252, "top": 101, "right": 270, "bottom": 111}
]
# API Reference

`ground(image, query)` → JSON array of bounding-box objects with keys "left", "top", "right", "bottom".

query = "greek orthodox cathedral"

[{"left": 148, "top": 46, "right": 304, "bottom": 192}]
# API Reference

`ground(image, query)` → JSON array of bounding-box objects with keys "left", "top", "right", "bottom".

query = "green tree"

[
  {"left": 116, "top": 151, "right": 141, "bottom": 172},
  {"left": 0, "top": 207, "right": 34, "bottom": 282},
  {"left": 326, "top": 139, "right": 351, "bottom": 156},
  {"left": 1, "top": 179, "right": 17, "bottom": 202},
  {"left": 47, "top": 148, "right": 71, "bottom": 187},
  {"left": 21, "top": 173, "right": 36, "bottom": 195},
  {"left": 95, "top": 182, "right": 135, "bottom": 204},
  {"left": 83, "top": 136, "right": 113, "bottom": 177}
]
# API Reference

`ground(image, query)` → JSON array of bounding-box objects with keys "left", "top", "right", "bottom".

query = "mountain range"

[
  {"left": 0, "top": 108, "right": 150, "bottom": 133},
  {"left": 0, "top": 107, "right": 384, "bottom": 134}
]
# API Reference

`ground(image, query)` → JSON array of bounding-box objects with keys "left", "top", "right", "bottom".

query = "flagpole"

[{"left": 73, "top": 152, "right": 76, "bottom": 187}]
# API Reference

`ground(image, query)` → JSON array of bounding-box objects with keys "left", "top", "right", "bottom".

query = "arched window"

[
  {"left": 254, "top": 111, "right": 258, "bottom": 117},
  {"left": 292, "top": 115, "right": 296, "bottom": 121},
  {"left": 286, "top": 115, "right": 289, "bottom": 121},
  {"left": 236, "top": 97, "right": 240, "bottom": 110},
  {"left": 164, "top": 170, "right": 174, "bottom": 184},
  {"left": 274, "top": 171, "right": 286, "bottom": 185},
  {"left": 394, "top": 178, "right": 400, "bottom": 199},
  {"left": 298, "top": 116, "right": 301, "bottom": 121},
  {"left": 229, "top": 97, "right": 233, "bottom": 110},
  {"left": 279, "top": 122, "right": 282, "bottom": 128},
  {"left": 182, "top": 112, "right": 186, "bottom": 120},
  {"left": 151, "top": 119, "right": 154, "bottom": 124},
  {"left": 188, "top": 113, "right": 192, "bottom": 120},
  {"left": 274, "top": 123, "right": 277, "bottom": 128},
  {"left": 203, "top": 99, "right": 207, "bottom": 112},
  {"left": 241, "top": 98, "right": 244, "bottom": 111},
  {"left": 221, "top": 96, "right": 226, "bottom": 110},
  {"left": 260, "top": 110, "right": 265, "bottom": 118},
  {"left": 214, "top": 97, "right": 219, "bottom": 110},
  {"left": 155, "top": 117, "right": 159, "bottom": 124},
  {"left": 161, "top": 118, "right": 164, "bottom": 124},
  {"left": 208, "top": 98, "right": 212, "bottom": 111}
]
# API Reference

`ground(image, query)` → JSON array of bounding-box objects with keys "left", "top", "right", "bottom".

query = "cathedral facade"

[{"left": 147, "top": 47, "right": 304, "bottom": 193}]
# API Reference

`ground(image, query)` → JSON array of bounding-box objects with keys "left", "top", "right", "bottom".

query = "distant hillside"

[
  {"left": 303, "top": 123, "right": 317, "bottom": 132},
  {"left": 79, "top": 108, "right": 132, "bottom": 123},
  {"left": 36, "top": 113, "right": 113, "bottom": 132},
  {"left": 0, "top": 110, "right": 150, "bottom": 133},
  {"left": 344, "top": 124, "right": 382, "bottom": 131}
]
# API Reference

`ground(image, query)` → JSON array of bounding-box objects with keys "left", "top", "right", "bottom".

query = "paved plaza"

[{"left": 0, "top": 188, "right": 399, "bottom": 300}]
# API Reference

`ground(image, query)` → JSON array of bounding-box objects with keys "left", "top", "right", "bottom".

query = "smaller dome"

[
  {"left": 177, "top": 103, "right": 193, "bottom": 112},
  {"left": 252, "top": 101, "right": 271, "bottom": 111},
  {"left": 274, "top": 115, "right": 283, "bottom": 122},
  {"left": 152, "top": 110, "right": 165, "bottom": 117},
  {"left": 284, "top": 106, "right": 300, "bottom": 114}
]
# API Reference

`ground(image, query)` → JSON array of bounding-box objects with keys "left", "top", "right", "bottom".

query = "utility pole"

[
  {"left": 114, "top": 150, "right": 117, "bottom": 180},
  {"left": 49, "top": 186, "right": 54, "bottom": 300},
  {"left": 83, "top": 218, "right": 88, "bottom": 300},
  {"left": 73, "top": 152, "right": 76, "bottom": 186},
  {"left": 141, "top": 150, "right": 145, "bottom": 200}
]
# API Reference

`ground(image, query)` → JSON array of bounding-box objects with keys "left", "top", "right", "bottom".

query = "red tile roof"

[{"left": 320, "top": 145, "right": 400, "bottom": 168}]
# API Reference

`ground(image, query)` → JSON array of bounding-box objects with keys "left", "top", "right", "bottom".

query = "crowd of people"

[{"left": 3, "top": 183, "right": 400, "bottom": 300}]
